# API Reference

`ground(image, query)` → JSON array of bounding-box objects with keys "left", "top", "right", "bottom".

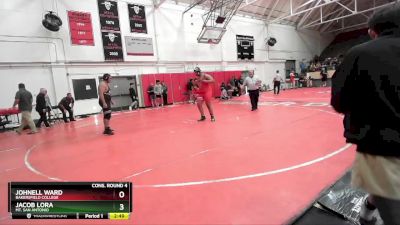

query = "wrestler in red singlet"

[{"left": 193, "top": 67, "right": 215, "bottom": 122}]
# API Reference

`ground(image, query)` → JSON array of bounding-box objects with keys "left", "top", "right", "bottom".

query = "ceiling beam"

[
  {"left": 294, "top": 0, "right": 318, "bottom": 12},
  {"left": 261, "top": 0, "right": 274, "bottom": 17},
  {"left": 266, "top": 0, "right": 281, "bottom": 22},
  {"left": 342, "top": 17, "right": 345, "bottom": 28},
  {"left": 300, "top": 1, "right": 396, "bottom": 29},
  {"left": 290, "top": 0, "right": 293, "bottom": 15},
  {"left": 353, "top": 0, "right": 371, "bottom": 20},
  {"left": 325, "top": 21, "right": 368, "bottom": 33},
  {"left": 302, "top": 18, "right": 320, "bottom": 28},
  {"left": 359, "top": 13, "right": 370, "bottom": 20},
  {"left": 336, "top": 2, "right": 354, "bottom": 13},
  {"left": 320, "top": 7, "right": 322, "bottom": 22},
  {"left": 183, "top": 0, "right": 207, "bottom": 14},
  {"left": 300, "top": 5, "right": 350, "bottom": 29},
  {"left": 319, "top": 8, "right": 346, "bottom": 32},
  {"left": 269, "top": 0, "right": 340, "bottom": 24},
  {"left": 238, "top": 0, "right": 260, "bottom": 10},
  {"left": 155, "top": 0, "right": 168, "bottom": 9},
  {"left": 246, "top": 0, "right": 258, "bottom": 4},
  {"left": 296, "top": 0, "right": 322, "bottom": 28},
  {"left": 319, "top": 0, "right": 353, "bottom": 32},
  {"left": 355, "top": 0, "right": 358, "bottom": 12}
]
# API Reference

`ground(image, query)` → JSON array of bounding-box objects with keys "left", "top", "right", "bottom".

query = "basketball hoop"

[{"left": 197, "top": 26, "right": 225, "bottom": 44}]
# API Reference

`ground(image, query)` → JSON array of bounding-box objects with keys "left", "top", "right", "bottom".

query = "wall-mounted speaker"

[
  {"left": 216, "top": 16, "right": 226, "bottom": 24},
  {"left": 42, "top": 11, "right": 62, "bottom": 32},
  {"left": 267, "top": 37, "right": 277, "bottom": 46}
]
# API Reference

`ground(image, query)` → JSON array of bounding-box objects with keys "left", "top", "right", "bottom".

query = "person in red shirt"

[
  {"left": 289, "top": 70, "right": 296, "bottom": 89},
  {"left": 193, "top": 67, "right": 215, "bottom": 122}
]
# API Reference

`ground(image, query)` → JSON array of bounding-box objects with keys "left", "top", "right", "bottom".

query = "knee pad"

[{"left": 104, "top": 110, "right": 112, "bottom": 120}]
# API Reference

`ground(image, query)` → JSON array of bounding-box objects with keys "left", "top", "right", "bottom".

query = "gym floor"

[{"left": 0, "top": 87, "right": 355, "bottom": 224}]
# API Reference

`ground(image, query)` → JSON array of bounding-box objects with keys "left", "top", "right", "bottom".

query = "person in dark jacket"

[
  {"left": 147, "top": 83, "right": 155, "bottom": 107},
  {"left": 187, "top": 79, "right": 195, "bottom": 103},
  {"left": 58, "top": 93, "right": 75, "bottom": 123},
  {"left": 35, "top": 88, "right": 50, "bottom": 128},
  {"left": 220, "top": 82, "right": 227, "bottom": 91},
  {"left": 234, "top": 78, "right": 242, "bottom": 96},
  {"left": 13, "top": 83, "right": 37, "bottom": 134},
  {"left": 128, "top": 83, "right": 138, "bottom": 110},
  {"left": 162, "top": 81, "right": 168, "bottom": 105},
  {"left": 98, "top": 74, "right": 114, "bottom": 135},
  {"left": 320, "top": 67, "right": 328, "bottom": 87},
  {"left": 331, "top": 4, "right": 400, "bottom": 225}
]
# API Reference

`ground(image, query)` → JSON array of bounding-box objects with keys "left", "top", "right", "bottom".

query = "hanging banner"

[
  {"left": 68, "top": 11, "right": 94, "bottom": 46},
  {"left": 98, "top": 0, "right": 123, "bottom": 61},
  {"left": 125, "top": 37, "right": 154, "bottom": 56},
  {"left": 236, "top": 35, "right": 254, "bottom": 60},
  {"left": 98, "top": 0, "right": 120, "bottom": 32},
  {"left": 102, "top": 32, "right": 124, "bottom": 61},
  {"left": 128, "top": 4, "right": 147, "bottom": 33}
]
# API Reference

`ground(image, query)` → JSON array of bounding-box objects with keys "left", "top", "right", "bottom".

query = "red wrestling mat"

[{"left": 0, "top": 87, "right": 355, "bottom": 225}]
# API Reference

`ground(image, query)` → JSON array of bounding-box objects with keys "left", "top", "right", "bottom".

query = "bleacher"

[{"left": 320, "top": 28, "right": 370, "bottom": 60}]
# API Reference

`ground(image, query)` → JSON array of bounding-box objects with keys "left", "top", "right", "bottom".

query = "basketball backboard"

[{"left": 197, "top": 26, "right": 226, "bottom": 44}]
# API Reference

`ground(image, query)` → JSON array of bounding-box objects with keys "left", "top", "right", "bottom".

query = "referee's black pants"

[
  {"left": 36, "top": 110, "right": 50, "bottom": 128},
  {"left": 248, "top": 89, "right": 259, "bottom": 110},
  {"left": 274, "top": 81, "right": 281, "bottom": 94}
]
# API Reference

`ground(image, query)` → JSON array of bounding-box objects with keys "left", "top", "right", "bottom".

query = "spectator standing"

[
  {"left": 13, "top": 83, "right": 37, "bottom": 134},
  {"left": 153, "top": 80, "right": 163, "bottom": 107},
  {"left": 128, "top": 83, "right": 138, "bottom": 110},
  {"left": 273, "top": 70, "right": 283, "bottom": 95},
  {"left": 35, "top": 88, "right": 50, "bottom": 128},
  {"left": 331, "top": 4, "right": 400, "bottom": 224},
  {"left": 162, "top": 81, "right": 168, "bottom": 105},
  {"left": 147, "top": 83, "right": 155, "bottom": 107}
]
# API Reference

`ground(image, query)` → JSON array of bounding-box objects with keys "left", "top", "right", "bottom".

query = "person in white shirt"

[
  {"left": 273, "top": 70, "right": 283, "bottom": 95},
  {"left": 44, "top": 92, "right": 52, "bottom": 120},
  {"left": 154, "top": 80, "right": 163, "bottom": 107},
  {"left": 307, "top": 75, "right": 313, "bottom": 87},
  {"left": 241, "top": 71, "right": 261, "bottom": 111}
]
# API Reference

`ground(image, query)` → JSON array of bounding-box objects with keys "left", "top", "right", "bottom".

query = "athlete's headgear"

[{"left": 103, "top": 73, "right": 111, "bottom": 81}]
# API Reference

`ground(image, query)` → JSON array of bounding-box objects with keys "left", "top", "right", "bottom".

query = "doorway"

[
  {"left": 98, "top": 76, "right": 137, "bottom": 111},
  {"left": 285, "top": 60, "right": 296, "bottom": 79}
]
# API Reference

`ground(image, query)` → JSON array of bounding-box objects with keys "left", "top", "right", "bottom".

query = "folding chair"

[{"left": 48, "top": 106, "right": 63, "bottom": 124}]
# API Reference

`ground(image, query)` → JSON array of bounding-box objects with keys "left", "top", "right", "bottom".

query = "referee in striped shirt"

[{"left": 242, "top": 71, "right": 261, "bottom": 111}]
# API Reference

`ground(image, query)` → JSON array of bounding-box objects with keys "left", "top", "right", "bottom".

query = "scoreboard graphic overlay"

[{"left": 8, "top": 182, "right": 132, "bottom": 220}]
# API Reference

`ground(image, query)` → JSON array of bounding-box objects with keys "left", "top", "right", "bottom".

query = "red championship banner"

[{"left": 68, "top": 11, "right": 95, "bottom": 46}]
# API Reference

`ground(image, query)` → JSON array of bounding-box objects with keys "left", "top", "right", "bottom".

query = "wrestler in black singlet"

[{"left": 99, "top": 84, "right": 112, "bottom": 111}]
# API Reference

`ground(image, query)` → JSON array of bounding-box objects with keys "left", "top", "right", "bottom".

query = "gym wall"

[{"left": 0, "top": 0, "right": 333, "bottom": 116}]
